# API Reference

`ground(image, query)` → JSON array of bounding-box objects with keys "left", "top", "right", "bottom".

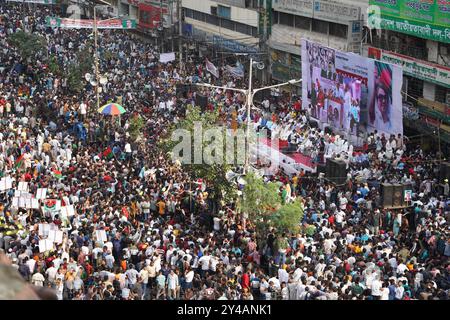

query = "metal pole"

[
  {"left": 244, "top": 58, "right": 253, "bottom": 174},
  {"left": 438, "top": 120, "right": 442, "bottom": 161},
  {"left": 94, "top": 6, "right": 100, "bottom": 111},
  {"left": 178, "top": 0, "right": 183, "bottom": 68}
]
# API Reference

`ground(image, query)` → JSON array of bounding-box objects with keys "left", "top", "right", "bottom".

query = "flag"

[
  {"left": 52, "top": 169, "right": 63, "bottom": 179},
  {"left": 225, "top": 61, "right": 244, "bottom": 78},
  {"left": 102, "top": 147, "right": 114, "bottom": 160},
  {"left": 15, "top": 154, "right": 24, "bottom": 169},
  {"left": 205, "top": 59, "right": 219, "bottom": 78}
]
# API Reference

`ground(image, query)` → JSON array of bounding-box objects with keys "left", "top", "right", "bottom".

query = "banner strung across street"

[
  {"left": 301, "top": 39, "right": 403, "bottom": 138},
  {"left": 46, "top": 17, "right": 137, "bottom": 29},
  {"left": 6, "top": 0, "right": 55, "bottom": 3}
]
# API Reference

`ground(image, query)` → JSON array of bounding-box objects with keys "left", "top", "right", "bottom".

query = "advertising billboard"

[
  {"left": 301, "top": 39, "right": 403, "bottom": 139},
  {"left": 369, "top": 0, "right": 450, "bottom": 43}
]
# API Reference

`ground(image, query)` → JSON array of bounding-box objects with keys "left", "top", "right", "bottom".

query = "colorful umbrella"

[{"left": 98, "top": 103, "right": 126, "bottom": 116}]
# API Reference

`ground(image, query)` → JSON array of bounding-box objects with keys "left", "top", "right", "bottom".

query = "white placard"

[
  {"left": 32, "top": 199, "right": 40, "bottom": 209},
  {"left": 12, "top": 197, "right": 19, "bottom": 208},
  {"left": 96, "top": 230, "right": 107, "bottom": 242},
  {"left": 159, "top": 52, "right": 175, "bottom": 63},
  {"left": 0, "top": 177, "right": 13, "bottom": 191},
  {"left": 19, "top": 197, "right": 26, "bottom": 209},
  {"left": 54, "top": 230, "right": 63, "bottom": 244},
  {"left": 21, "top": 192, "right": 33, "bottom": 199},
  {"left": 18, "top": 181, "right": 28, "bottom": 192},
  {"left": 36, "top": 188, "right": 47, "bottom": 200},
  {"left": 38, "top": 239, "right": 54, "bottom": 253},
  {"left": 14, "top": 189, "right": 21, "bottom": 198},
  {"left": 61, "top": 205, "right": 75, "bottom": 217},
  {"left": 47, "top": 229, "right": 56, "bottom": 242},
  {"left": 25, "top": 198, "right": 32, "bottom": 209},
  {"left": 38, "top": 223, "right": 50, "bottom": 237}
]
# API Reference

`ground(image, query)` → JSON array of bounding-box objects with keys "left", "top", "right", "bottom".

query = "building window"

[
  {"left": 236, "top": 21, "right": 251, "bottom": 36},
  {"left": 294, "top": 16, "right": 310, "bottom": 30},
  {"left": 184, "top": 8, "right": 193, "bottom": 19},
  {"left": 272, "top": 11, "right": 278, "bottom": 24},
  {"left": 193, "top": 10, "right": 205, "bottom": 22},
  {"left": 221, "top": 18, "right": 234, "bottom": 31},
  {"left": 279, "top": 12, "right": 294, "bottom": 27},
  {"left": 435, "top": 85, "right": 449, "bottom": 104},
  {"left": 328, "top": 22, "right": 347, "bottom": 38},
  {"left": 139, "top": 11, "right": 151, "bottom": 25},
  {"left": 218, "top": 5, "right": 231, "bottom": 19},
  {"left": 251, "top": 26, "right": 258, "bottom": 37},
  {"left": 311, "top": 19, "right": 328, "bottom": 34},
  {"left": 206, "top": 14, "right": 219, "bottom": 26},
  {"left": 406, "top": 76, "right": 424, "bottom": 102}
]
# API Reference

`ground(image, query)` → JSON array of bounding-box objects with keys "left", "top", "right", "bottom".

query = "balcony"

[{"left": 371, "top": 37, "right": 428, "bottom": 61}]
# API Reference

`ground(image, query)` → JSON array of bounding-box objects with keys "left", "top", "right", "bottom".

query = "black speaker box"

[
  {"left": 325, "top": 159, "right": 347, "bottom": 185},
  {"left": 195, "top": 94, "right": 208, "bottom": 110},
  {"left": 381, "top": 183, "right": 394, "bottom": 208}
]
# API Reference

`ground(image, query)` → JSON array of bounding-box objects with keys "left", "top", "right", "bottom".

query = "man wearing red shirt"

[{"left": 241, "top": 270, "right": 250, "bottom": 290}]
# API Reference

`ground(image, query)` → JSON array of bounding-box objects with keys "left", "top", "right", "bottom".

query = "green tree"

[
  {"left": 271, "top": 199, "right": 304, "bottom": 234},
  {"left": 128, "top": 113, "right": 145, "bottom": 142},
  {"left": 239, "top": 172, "right": 281, "bottom": 241},
  {"left": 161, "top": 105, "right": 236, "bottom": 206},
  {"left": 67, "top": 45, "right": 94, "bottom": 93},
  {"left": 8, "top": 31, "right": 47, "bottom": 62}
]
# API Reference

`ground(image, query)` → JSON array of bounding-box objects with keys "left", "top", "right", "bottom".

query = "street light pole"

[
  {"left": 195, "top": 77, "right": 301, "bottom": 174},
  {"left": 245, "top": 58, "right": 253, "bottom": 173},
  {"left": 94, "top": 6, "right": 100, "bottom": 111}
]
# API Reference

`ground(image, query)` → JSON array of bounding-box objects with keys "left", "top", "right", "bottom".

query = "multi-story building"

[
  {"left": 180, "top": 0, "right": 262, "bottom": 57},
  {"left": 366, "top": 0, "right": 450, "bottom": 146},
  {"left": 268, "top": 0, "right": 368, "bottom": 90}
]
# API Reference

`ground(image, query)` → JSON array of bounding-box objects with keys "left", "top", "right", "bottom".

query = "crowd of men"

[{"left": 0, "top": 2, "right": 449, "bottom": 301}]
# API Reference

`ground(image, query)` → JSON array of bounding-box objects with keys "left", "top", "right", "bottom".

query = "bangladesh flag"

[
  {"left": 52, "top": 169, "right": 63, "bottom": 179},
  {"left": 15, "top": 154, "right": 24, "bottom": 169},
  {"left": 102, "top": 147, "right": 114, "bottom": 160}
]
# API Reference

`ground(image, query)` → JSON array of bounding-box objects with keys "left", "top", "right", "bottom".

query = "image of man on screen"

[{"left": 370, "top": 62, "right": 393, "bottom": 133}]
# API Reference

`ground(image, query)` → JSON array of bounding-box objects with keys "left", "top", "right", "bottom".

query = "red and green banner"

[
  {"left": 102, "top": 147, "right": 114, "bottom": 160},
  {"left": 369, "top": 0, "right": 450, "bottom": 43},
  {"left": 52, "top": 169, "right": 63, "bottom": 180},
  {"left": 46, "top": 16, "right": 137, "bottom": 29},
  {"left": 15, "top": 155, "right": 24, "bottom": 169}
]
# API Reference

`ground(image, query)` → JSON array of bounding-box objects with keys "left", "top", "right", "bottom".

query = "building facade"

[{"left": 268, "top": 0, "right": 367, "bottom": 92}]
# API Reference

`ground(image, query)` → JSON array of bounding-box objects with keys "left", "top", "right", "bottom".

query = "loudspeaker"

[
  {"left": 381, "top": 183, "right": 394, "bottom": 208},
  {"left": 176, "top": 84, "right": 189, "bottom": 98},
  {"left": 392, "top": 184, "right": 403, "bottom": 207},
  {"left": 325, "top": 159, "right": 347, "bottom": 185},
  {"left": 195, "top": 94, "right": 208, "bottom": 110},
  {"left": 381, "top": 183, "right": 413, "bottom": 208}
]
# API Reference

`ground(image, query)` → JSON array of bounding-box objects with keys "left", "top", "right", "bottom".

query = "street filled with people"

[{"left": 0, "top": 2, "right": 449, "bottom": 300}]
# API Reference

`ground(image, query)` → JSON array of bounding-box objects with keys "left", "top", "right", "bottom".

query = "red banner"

[{"left": 138, "top": 3, "right": 167, "bottom": 29}]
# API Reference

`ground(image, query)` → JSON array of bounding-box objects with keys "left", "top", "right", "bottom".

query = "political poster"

[{"left": 301, "top": 39, "right": 403, "bottom": 140}]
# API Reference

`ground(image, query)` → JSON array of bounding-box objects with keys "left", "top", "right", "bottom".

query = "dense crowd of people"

[{"left": 0, "top": 2, "right": 449, "bottom": 301}]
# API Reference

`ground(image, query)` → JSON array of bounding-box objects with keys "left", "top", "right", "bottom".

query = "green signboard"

[{"left": 369, "top": 0, "right": 450, "bottom": 43}]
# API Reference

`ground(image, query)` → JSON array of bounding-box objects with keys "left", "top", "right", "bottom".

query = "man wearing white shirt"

[
  {"left": 45, "top": 263, "right": 58, "bottom": 284},
  {"left": 278, "top": 266, "right": 289, "bottom": 285},
  {"left": 371, "top": 278, "right": 382, "bottom": 300}
]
